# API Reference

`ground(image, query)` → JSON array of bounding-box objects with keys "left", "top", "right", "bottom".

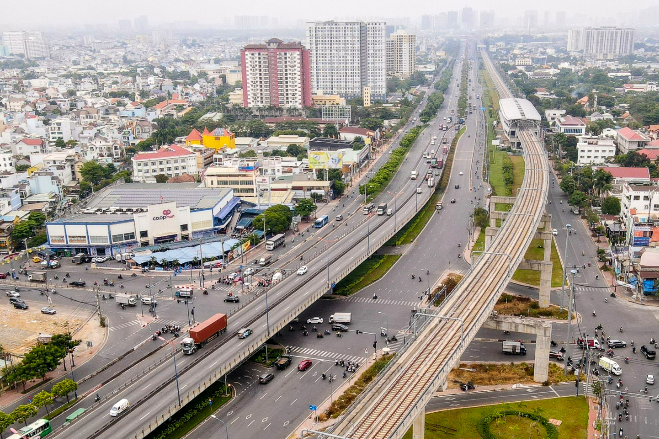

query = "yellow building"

[
  {"left": 312, "top": 94, "right": 346, "bottom": 107},
  {"left": 201, "top": 127, "right": 236, "bottom": 150},
  {"left": 185, "top": 128, "right": 203, "bottom": 146}
]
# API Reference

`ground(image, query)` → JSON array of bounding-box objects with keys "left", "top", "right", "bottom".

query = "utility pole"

[
  {"left": 96, "top": 287, "right": 103, "bottom": 324},
  {"left": 564, "top": 269, "right": 577, "bottom": 375}
]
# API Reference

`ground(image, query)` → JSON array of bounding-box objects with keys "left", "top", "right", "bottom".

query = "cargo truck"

[
  {"left": 28, "top": 271, "right": 47, "bottom": 282},
  {"left": 376, "top": 203, "right": 387, "bottom": 215},
  {"left": 599, "top": 357, "right": 622, "bottom": 376},
  {"left": 265, "top": 234, "right": 285, "bottom": 251},
  {"left": 329, "top": 312, "right": 352, "bottom": 324},
  {"left": 427, "top": 177, "right": 435, "bottom": 187},
  {"left": 275, "top": 355, "right": 292, "bottom": 370},
  {"left": 115, "top": 293, "right": 137, "bottom": 306},
  {"left": 502, "top": 340, "right": 526, "bottom": 355},
  {"left": 72, "top": 253, "right": 91, "bottom": 264},
  {"left": 438, "top": 158, "right": 444, "bottom": 169},
  {"left": 259, "top": 255, "right": 272, "bottom": 266},
  {"left": 181, "top": 313, "right": 228, "bottom": 354}
]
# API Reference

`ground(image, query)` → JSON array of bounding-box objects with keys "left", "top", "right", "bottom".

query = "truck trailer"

[
  {"left": 115, "top": 293, "right": 137, "bottom": 306},
  {"left": 181, "top": 313, "right": 228, "bottom": 354},
  {"left": 328, "top": 312, "right": 352, "bottom": 324},
  {"left": 502, "top": 340, "right": 526, "bottom": 355},
  {"left": 376, "top": 203, "right": 387, "bottom": 215},
  {"left": 28, "top": 271, "right": 47, "bottom": 282}
]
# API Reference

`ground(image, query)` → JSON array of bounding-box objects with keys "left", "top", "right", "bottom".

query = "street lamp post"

[
  {"left": 378, "top": 312, "right": 388, "bottom": 338},
  {"left": 564, "top": 269, "right": 577, "bottom": 376},
  {"left": 560, "top": 224, "right": 572, "bottom": 310},
  {"left": 210, "top": 415, "right": 229, "bottom": 438},
  {"left": 185, "top": 299, "right": 191, "bottom": 326}
]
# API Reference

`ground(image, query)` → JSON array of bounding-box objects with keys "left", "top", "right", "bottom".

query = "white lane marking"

[
  {"left": 142, "top": 383, "right": 151, "bottom": 390},
  {"left": 259, "top": 392, "right": 267, "bottom": 400},
  {"left": 275, "top": 395, "right": 282, "bottom": 402},
  {"left": 264, "top": 423, "right": 271, "bottom": 430},
  {"left": 290, "top": 398, "right": 297, "bottom": 405},
  {"left": 139, "top": 411, "right": 151, "bottom": 420}
]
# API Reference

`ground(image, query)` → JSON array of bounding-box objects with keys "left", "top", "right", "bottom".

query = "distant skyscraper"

[
  {"left": 134, "top": 15, "right": 148, "bottom": 32},
  {"left": 241, "top": 38, "right": 312, "bottom": 109},
  {"left": 306, "top": 21, "right": 386, "bottom": 99},
  {"left": 461, "top": 7, "right": 475, "bottom": 30},
  {"left": 2, "top": 31, "right": 48, "bottom": 59},
  {"left": 479, "top": 11, "right": 495, "bottom": 29},
  {"left": 386, "top": 30, "right": 416, "bottom": 78},
  {"left": 119, "top": 19, "right": 132, "bottom": 32},
  {"left": 447, "top": 11, "right": 459, "bottom": 30},
  {"left": 543, "top": 11, "right": 551, "bottom": 27},
  {"left": 523, "top": 10, "right": 538, "bottom": 31},
  {"left": 437, "top": 13, "right": 448, "bottom": 30},
  {"left": 421, "top": 15, "right": 433, "bottom": 31},
  {"left": 568, "top": 27, "right": 635, "bottom": 59}
]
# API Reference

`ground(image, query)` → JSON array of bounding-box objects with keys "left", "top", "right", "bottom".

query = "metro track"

[{"left": 329, "top": 47, "right": 549, "bottom": 439}]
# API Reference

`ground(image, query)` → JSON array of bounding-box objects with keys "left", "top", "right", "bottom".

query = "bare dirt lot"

[{"left": 0, "top": 304, "right": 88, "bottom": 354}]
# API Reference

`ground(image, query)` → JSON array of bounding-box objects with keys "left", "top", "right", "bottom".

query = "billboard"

[{"left": 308, "top": 151, "right": 344, "bottom": 170}]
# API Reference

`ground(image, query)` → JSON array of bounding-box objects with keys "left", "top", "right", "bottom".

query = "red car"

[
  {"left": 297, "top": 359, "right": 312, "bottom": 371},
  {"left": 0, "top": 273, "right": 6, "bottom": 279}
]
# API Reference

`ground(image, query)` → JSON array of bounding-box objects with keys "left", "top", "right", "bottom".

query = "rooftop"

[
  {"left": 498, "top": 98, "right": 541, "bottom": 122},
  {"left": 557, "top": 115, "right": 586, "bottom": 127},
  {"left": 133, "top": 144, "right": 196, "bottom": 161},
  {"left": 599, "top": 167, "right": 650, "bottom": 180},
  {"left": 85, "top": 183, "right": 231, "bottom": 210},
  {"left": 618, "top": 127, "right": 649, "bottom": 142}
]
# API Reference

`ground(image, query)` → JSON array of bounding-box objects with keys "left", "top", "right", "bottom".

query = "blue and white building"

[{"left": 46, "top": 184, "right": 239, "bottom": 256}]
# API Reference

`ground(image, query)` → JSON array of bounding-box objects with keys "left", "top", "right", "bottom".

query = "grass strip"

[
  {"left": 145, "top": 380, "right": 231, "bottom": 439},
  {"left": 402, "top": 396, "right": 588, "bottom": 439},
  {"left": 512, "top": 238, "right": 564, "bottom": 287},
  {"left": 333, "top": 254, "right": 401, "bottom": 296},
  {"left": 320, "top": 354, "right": 395, "bottom": 420},
  {"left": 44, "top": 399, "right": 78, "bottom": 420},
  {"left": 249, "top": 347, "right": 284, "bottom": 367}
]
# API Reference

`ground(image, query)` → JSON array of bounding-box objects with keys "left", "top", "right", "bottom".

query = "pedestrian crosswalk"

[
  {"left": 340, "top": 296, "right": 417, "bottom": 307},
  {"left": 109, "top": 319, "right": 181, "bottom": 332},
  {"left": 287, "top": 346, "right": 367, "bottom": 364},
  {"left": 575, "top": 286, "right": 611, "bottom": 293}
]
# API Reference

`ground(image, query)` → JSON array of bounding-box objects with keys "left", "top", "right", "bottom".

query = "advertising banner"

[{"left": 308, "top": 151, "right": 344, "bottom": 169}]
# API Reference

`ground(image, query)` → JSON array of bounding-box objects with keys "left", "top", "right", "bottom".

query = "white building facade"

[
  {"left": 576, "top": 136, "right": 616, "bottom": 165},
  {"left": 386, "top": 30, "right": 416, "bottom": 78},
  {"left": 132, "top": 145, "right": 199, "bottom": 182},
  {"left": 567, "top": 27, "right": 635, "bottom": 59},
  {"left": 306, "top": 21, "right": 386, "bottom": 100}
]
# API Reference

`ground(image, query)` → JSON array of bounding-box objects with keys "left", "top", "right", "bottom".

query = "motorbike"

[
  {"left": 65, "top": 272, "right": 70, "bottom": 278},
  {"left": 108, "top": 293, "right": 114, "bottom": 299},
  {"left": 624, "top": 357, "right": 629, "bottom": 364},
  {"left": 592, "top": 311, "right": 597, "bottom": 317},
  {"left": 102, "top": 294, "right": 107, "bottom": 300},
  {"left": 54, "top": 274, "right": 59, "bottom": 279},
  {"left": 317, "top": 333, "right": 324, "bottom": 338},
  {"left": 303, "top": 331, "right": 309, "bottom": 336},
  {"left": 203, "top": 289, "right": 208, "bottom": 295},
  {"left": 337, "top": 332, "right": 342, "bottom": 337},
  {"left": 620, "top": 327, "right": 624, "bottom": 333},
  {"left": 550, "top": 340, "right": 557, "bottom": 347},
  {"left": 411, "top": 274, "right": 415, "bottom": 279},
  {"left": 118, "top": 274, "right": 123, "bottom": 279},
  {"left": 611, "top": 292, "right": 616, "bottom": 297},
  {"left": 418, "top": 277, "right": 422, "bottom": 282},
  {"left": 322, "top": 374, "right": 326, "bottom": 380},
  {"left": 95, "top": 394, "right": 101, "bottom": 403},
  {"left": 596, "top": 324, "right": 603, "bottom": 330},
  {"left": 131, "top": 273, "right": 137, "bottom": 277},
  {"left": 324, "top": 329, "right": 330, "bottom": 335}
]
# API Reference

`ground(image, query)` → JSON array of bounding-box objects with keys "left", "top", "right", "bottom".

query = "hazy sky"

[{"left": 1, "top": 0, "right": 655, "bottom": 27}]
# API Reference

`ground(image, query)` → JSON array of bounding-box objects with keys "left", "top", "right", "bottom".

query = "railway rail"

[{"left": 328, "top": 47, "right": 548, "bottom": 439}]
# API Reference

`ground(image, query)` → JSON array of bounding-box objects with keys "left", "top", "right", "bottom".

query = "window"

[
  {"left": 89, "top": 236, "right": 109, "bottom": 244},
  {"left": 180, "top": 224, "right": 188, "bottom": 231},
  {"left": 140, "top": 230, "right": 148, "bottom": 238},
  {"left": 634, "top": 195, "right": 640, "bottom": 200}
]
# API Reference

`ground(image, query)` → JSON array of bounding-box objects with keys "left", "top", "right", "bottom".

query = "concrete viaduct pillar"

[
  {"left": 483, "top": 315, "right": 553, "bottom": 382},
  {"left": 412, "top": 410, "right": 425, "bottom": 439}
]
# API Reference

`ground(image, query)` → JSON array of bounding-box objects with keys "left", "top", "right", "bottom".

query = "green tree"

[
  {"left": 237, "top": 150, "right": 257, "bottom": 158},
  {"left": 154, "top": 174, "right": 169, "bottom": 183},
  {"left": 473, "top": 207, "right": 489, "bottom": 229},
  {"left": 11, "top": 222, "right": 33, "bottom": 248},
  {"left": 560, "top": 175, "right": 576, "bottom": 195},
  {"left": 15, "top": 164, "right": 30, "bottom": 172},
  {"left": 27, "top": 211, "right": 46, "bottom": 229},
  {"left": 322, "top": 124, "right": 339, "bottom": 138},
  {"left": 294, "top": 199, "right": 317, "bottom": 219},
  {"left": 51, "top": 378, "right": 78, "bottom": 403},
  {"left": 568, "top": 190, "right": 588, "bottom": 207},
  {"left": 22, "top": 344, "right": 65, "bottom": 381},
  {"left": 54, "top": 138, "right": 66, "bottom": 148},
  {"left": 31, "top": 391, "right": 54, "bottom": 415},
  {"left": 359, "top": 118, "right": 383, "bottom": 131},
  {"left": 252, "top": 205, "right": 293, "bottom": 234},
  {"left": 80, "top": 161, "right": 107, "bottom": 184},
  {"left": 50, "top": 333, "right": 81, "bottom": 352},
  {"left": 601, "top": 197, "right": 621, "bottom": 215},
  {"left": 286, "top": 144, "right": 306, "bottom": 157},
  {"left": 0, "top": 411, "right": 14, "bottom": 437},
  {"left": 12, "top": 404, "right": 37, "bottom": 427}
]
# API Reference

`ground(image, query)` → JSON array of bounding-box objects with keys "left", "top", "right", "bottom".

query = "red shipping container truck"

[{"left": 181, "top": 313, "right": 228, "bottom": 354}]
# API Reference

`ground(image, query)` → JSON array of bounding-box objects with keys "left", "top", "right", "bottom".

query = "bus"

[
  {"left": 7, "top": 419, "right": 52, "bottom": 438},
  {"left": 314, "top": 215, "right": 329, "bottom": 228},
  {"left": 362, "top": 203, "right": 374, "bottom": 214},
  {"left": 265, "top": 234, "right": 286, "bottom": 251}
]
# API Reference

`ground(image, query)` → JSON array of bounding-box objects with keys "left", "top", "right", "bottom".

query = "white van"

[{"left": 109, "top": 398, "right": 129, "bottom": 416}]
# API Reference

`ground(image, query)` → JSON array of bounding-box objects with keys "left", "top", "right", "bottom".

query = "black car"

[
  {"left": 607, "top": 340, "right": 627, "bottom": 349},
  {"left": 259, "top": 373, "right": 274, "bottom": 384},
  {"left": 641, "top": 345, "right": 657, "bottom": 360},
  {"left": 224, "top": 295, "right": 240, "bottom": 303},
  {"left": 14, "top": 302, "right": 28, "bottom": 310},
  {"left": 69, "top": 280, "right": 86, "bottom": 287},
  {"left": 9, "top": 297, "right": 24, "bottom": 306}
]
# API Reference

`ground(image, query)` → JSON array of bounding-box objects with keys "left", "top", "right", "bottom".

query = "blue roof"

[
  {"left": 215, "top": 197, "right": 241, "bottom": 220},
  {"left": 132, "top": 239, "right": 240, "bottom": 265}
]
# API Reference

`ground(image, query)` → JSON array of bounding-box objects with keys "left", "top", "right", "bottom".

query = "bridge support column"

[
  {"left": 534, "top": 331, "right": 551, "bottom": 382},
  {"left": 412, "top": 408, "right": 425, "bottom": 439},
  {"left": 484, "top": 227, "right": 498, "bottom": 251},
  {"left": 538, "top": 235, "right": 552, "bottom": 308}
]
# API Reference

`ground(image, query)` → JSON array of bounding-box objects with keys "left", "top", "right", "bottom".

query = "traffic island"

[
  {"left": 402, "top": 396, "right": 588, "bottom": 439},
  {"left": 446, "top": 362, "right": 577, "bottom": 390}
]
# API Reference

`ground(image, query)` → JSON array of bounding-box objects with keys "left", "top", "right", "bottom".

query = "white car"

[
  {"left": 93, "top": 256, "right": 108, "bottom": 263},
  {"left": 648, "top": 375, "right": 655, "bottom": 385},
  {"left": 552, "top": 229, "right": 558, "bottom": 236},
  {"left": 297, "top": 266, "right": 308, "bottom": 275},
  {"left": 458, "top": 171, "right": 464, "bottom": 175},
  {"left": 141, "top": 297, "right": 156, "bottom": 305},
  {"left": 228, "top": 272, "right": 239, "bottom": 280},
  {"left": 243, "top": 267, "right": 256, "bottom": 276},
  {"left": 307, "top": 317, "right": 323, "bottom": 324},
  {"left": 6, "top": 291, "right": 20, "bottom": 297}
]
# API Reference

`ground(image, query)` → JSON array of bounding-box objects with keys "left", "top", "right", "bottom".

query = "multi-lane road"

[{"left": 37, "top": 48, "right": 470, "bottom": 439}]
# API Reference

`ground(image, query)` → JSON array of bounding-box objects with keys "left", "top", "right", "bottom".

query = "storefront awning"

[{"left": 215, "top": 197, "right": 241, "bottom": 221}]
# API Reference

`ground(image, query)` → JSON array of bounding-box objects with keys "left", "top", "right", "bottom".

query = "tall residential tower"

[{"left": 306, "top": 21, "right": 386, "bottom": 100}]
